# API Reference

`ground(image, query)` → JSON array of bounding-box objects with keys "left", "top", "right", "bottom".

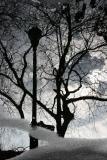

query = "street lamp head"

[{"left": 28, "top": 27, "right": 42, "bottom": 48}]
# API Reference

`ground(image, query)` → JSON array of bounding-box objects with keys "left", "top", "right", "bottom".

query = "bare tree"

[
  {"left": 0, "top": 0, "right": 107, "bottom": 148},
  {"left": 33, "top": 1, "right": 107, "bottom": 137}
]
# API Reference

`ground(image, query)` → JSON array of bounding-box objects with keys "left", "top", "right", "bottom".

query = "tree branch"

[
  {"left": 0, "top": 40, "right": 20, "bottom": 83},
  {"left": 36, "top": 100, "right": 57, "bottom": 119},
  {"left": 19, "top": 92, "right": 26, "bottom": 108},
  {"left": 0, "top": 73, "right": 17, "bottom": 86},
  {"left": 21, "top": 46, "right": 32, "bottom": 80},
  {"left": 0, "top": 90, "right": 19, "bottom": 108},
  {"left": 67, "top": 96, "right": 107, "bottom": 103}
]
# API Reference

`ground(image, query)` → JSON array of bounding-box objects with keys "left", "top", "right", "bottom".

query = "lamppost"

[{"left": 28, "top": 27, "right": 42, "bottom": 149}]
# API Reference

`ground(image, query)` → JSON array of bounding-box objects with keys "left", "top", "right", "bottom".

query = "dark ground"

[{"left": 0, "top": 150, "right": 23, "bottom": 160}]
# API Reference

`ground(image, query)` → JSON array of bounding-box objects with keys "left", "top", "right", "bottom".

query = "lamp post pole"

[{"left": 28, "top": 27, "right": 42, "bottom": 149}]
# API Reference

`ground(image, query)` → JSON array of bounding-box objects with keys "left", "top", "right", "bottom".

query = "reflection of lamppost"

[{"left": 28, "top": 27, "right": 42, "bottom": 149}]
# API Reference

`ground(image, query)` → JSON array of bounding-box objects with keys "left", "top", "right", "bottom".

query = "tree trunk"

[
  {"left": 18, "top": 109, "right": 25, "bottom": 119},
  {"left": 56, "top": 106, "right": 74, "bottom": 137},
  {"left": 57, "top": 119, "right": 72, "bottom": 137}
]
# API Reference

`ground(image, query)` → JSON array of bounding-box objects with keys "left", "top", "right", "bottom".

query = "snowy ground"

[
  {"left": 0, "top": 118, "right": 107, "bottom": 160},
  {"left": 9, "top": 138, "right": 107, "bottom": 160}
]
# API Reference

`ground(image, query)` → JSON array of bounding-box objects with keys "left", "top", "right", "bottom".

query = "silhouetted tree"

[{"left": 0, "top": 0, "right": 107, "bottom": 148}]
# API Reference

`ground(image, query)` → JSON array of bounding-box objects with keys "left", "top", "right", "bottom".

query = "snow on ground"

[
  {"left": 8, "top": 138, "right": 107, "bottom": 160},
  {"left": 0, "top": 118, "right": 59, "bottom": 143},
  {"left": 0, "top": 118, "right": 107, "bottom": 160}
]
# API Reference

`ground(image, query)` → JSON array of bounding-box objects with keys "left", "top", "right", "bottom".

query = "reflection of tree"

[{"left": 0, "top": 0, "right": 107, "bottom": 148}]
